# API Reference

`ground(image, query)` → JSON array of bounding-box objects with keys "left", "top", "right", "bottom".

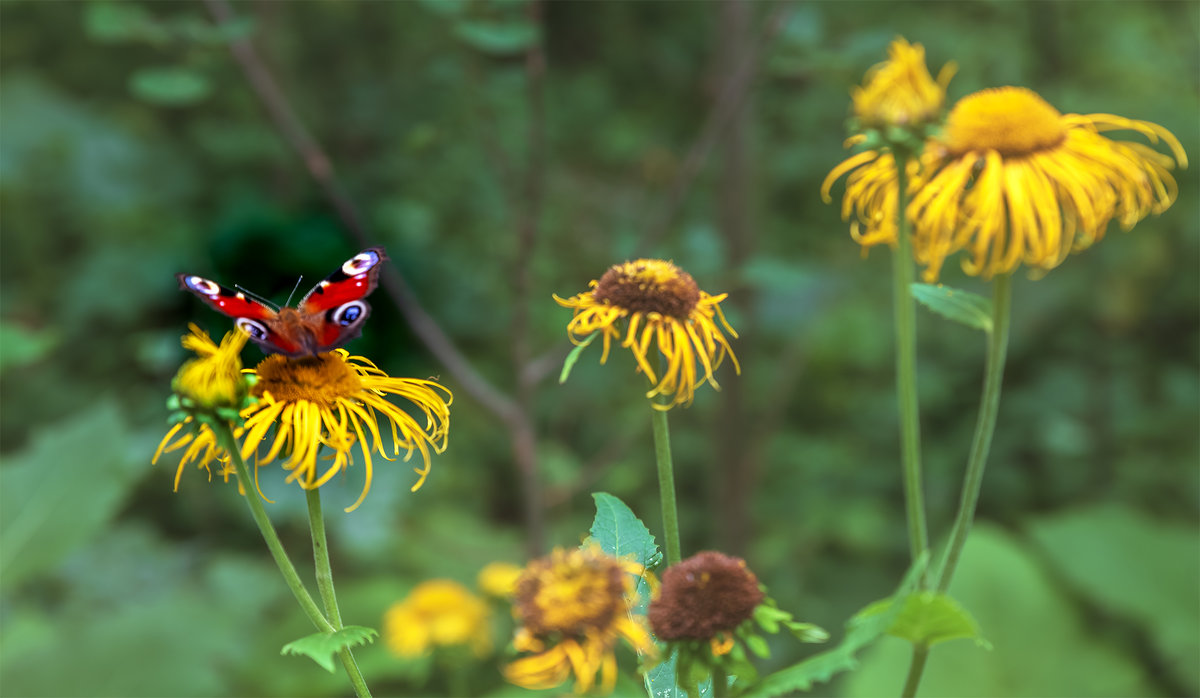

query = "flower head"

[
  {"left": 648, "top": 551, "right": 764, "bottom": 655},
  {"left": 383, "top": 579, "right": 492, "bottom": 658},
  {"left": 822, "top": 38, "right": 953, "bottom": 252},
  {"left": 478, "top": 561, "right": 523, "bottom": 598},
  {"left": 909, "top": 86, "right": 1187, "bottom": 280},
  {"left": 153, "top": 325, "right": 252, "bottom": 491},
  {"left": 240, "top": 350, "right": 451, "bottom": 511},
  {"left": 852, "top": 37, "right": 956, "bottom": 130},
  {"left": 555, "top": 259, "right": 739, "bottom": 410},
  {"left": 504, "top": 546, "right": 656, "bottom": 694}
]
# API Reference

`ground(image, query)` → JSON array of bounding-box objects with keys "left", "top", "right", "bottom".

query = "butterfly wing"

[
  {"left": 296, "top": 247, "right": 388, "bottom": 352},
  {"left": 176, "top": 273, "right": 305, "bottom": 355}
]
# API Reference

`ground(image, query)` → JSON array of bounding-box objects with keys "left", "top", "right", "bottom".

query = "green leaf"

[
  {"left": 129, "top": 66, "right": 211, "bottom": 106},
  {"left": 882, "top": 591, "right": 988, "bottom": 648},
  {"left": 911, "top": 283, "right": 993, "bottom": 332},
  {"left": 784, "top": 621, "right": 831, "bottom": 644},
  {"left": 645, "top": 649, "right": 691, "bottom": 698},
  {"left": 453, "top": 20, "right": 539, "bottom": 55},
  {"left": 559, "top": 333, "right": 597, "bottom": 384},
  {"left": 745, "top": 633, "right": 771, "bottom": 659},
  {"left": 1030, "top": 505, "right": 1200, "bottom": 693},
  {"left": 281, "top": 626, "right": 378, "bottom": 673},
  {"left": 0, "top": 403, "right": 138, "bottom": 591},
  {"left": 0, "top": 322, "right": 59, "bottom": 372},
  {"left": 742, "top": 553, "right": 927, "bottom": 697},
  {"left": 84, "top": 2, "right": 166, "bottom": 43},
  {"left": 588, "top": 492, "right": 659, "bottom": 614}
]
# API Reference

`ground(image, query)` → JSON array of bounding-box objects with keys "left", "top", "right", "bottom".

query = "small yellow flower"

[
  {"left": 909, "top": 86, "right": 1188, "bottom": 281},
  {"left": 383, "top": 579, "right": 492, "bottom": 658},
  {"left": 153, "top": 325, "right": 250, "bottom": 490},
  {"left": 240, "top": 350, "right": 451, "bottom": 511},
  {"left": 505, "top": 546, "right": 657, "bottom": 694},
  {"left": 852, "top": 37, "right": 956, "bottom": 129},
  {"left": 477, "top": 561, "right": 523, "bottom": 598},
  {"left": 554, "top": 259, "right": 739, "bottom": 410},
  {"left": 822, "top": 38, "right": 954, "bottom": 252}
]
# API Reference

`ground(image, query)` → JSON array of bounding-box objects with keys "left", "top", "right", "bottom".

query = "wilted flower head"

[
  {"left": 504, "top": 546, "right": 656, "bottom": 694},
  {"left": 648, "top": 551, "right": 764, "bottom": 655},
  {"left": 383, "top": 579, "right": 492, "bottom": 658},
  {"left": 555, "top": 259, "right": 739, "bottom": 410},
  {"left": 910, "top": 86, "right": 1187, "bottom": 281}
]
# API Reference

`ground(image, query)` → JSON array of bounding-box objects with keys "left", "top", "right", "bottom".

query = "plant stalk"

[
  {"left": 651, "top": 406, "right": 683, "bottom": 567},
  {"left": 892, "top": 158, "right": 930, "bottom": 574},
  {"left": 935, "top": 274, "right": 1012, "bottom": 592},
  {"left": 306, "top": 488, "right": 372, "bottom": 698}
]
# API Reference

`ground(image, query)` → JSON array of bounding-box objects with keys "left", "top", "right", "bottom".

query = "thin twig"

[
  {"left": 636, "top": 4, "right": 789, "bottom": 257},
  {"left": 203, "top": 0, "right": 518, "bottom": 423}
]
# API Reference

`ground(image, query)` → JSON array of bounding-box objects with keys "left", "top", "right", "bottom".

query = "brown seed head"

[{"left": 648, "top": 551, "right": 764, "bottom": 641}]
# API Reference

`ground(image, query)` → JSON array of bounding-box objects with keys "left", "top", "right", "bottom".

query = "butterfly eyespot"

[
  {"left": 235, "top": 318, "right": 270, "bottom": 341},
  {"left": 187, "top": 276, "right": 222, "bottom": 296},
  {"left": 332, "top": 301, "right": 368, "bottom": 327},
  {"left": 342, "top": 250, "right": 380, "bottom": 276}
]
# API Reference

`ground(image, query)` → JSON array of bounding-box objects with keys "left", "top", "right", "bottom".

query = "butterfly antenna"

[
  {"left": 284, "top": 276, "right": 304, "bottom": 307},
  {"left": 234, "top": 284, "right": 281, "bottom": 312}
]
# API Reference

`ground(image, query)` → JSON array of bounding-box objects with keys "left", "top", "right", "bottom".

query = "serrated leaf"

[
  {"left": 911, "top": 283, "right": 993, "bottom": 332},
  {"left": 281, "top": 626, "right": 378, "bottom": 673},
  {"left": 882, "top": 592, "right": 987, "bottom": 648},
  {"left": 453, "top": 19, "right": 539, "bottom": 55},
  {"left": 129, "top": 67, "right": 211, "bottom": 106},
  {"left": 559, "top": 333, "right": 597, "bottom": 384},
  {"left": 588, "top": 492, "right": 659, "bottom": 618},
  {"left": 742, "top": 553, "right": 927, "bottom": 697}
]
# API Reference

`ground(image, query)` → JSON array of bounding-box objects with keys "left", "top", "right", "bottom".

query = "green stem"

[
  {"left": 305, "top": 488, "right": 372, "bottom": 698},
  {"left": 712, "top": 665, "right": 729, "bottom": 698},
  {"left": 213, "top": 423, "right": 334, "bottom": 633},
  {"left": 892, "top": 158, "right": 930, "bottom": 575},
  {"left": 900, "top": 644, "right": 930, "bottom": 698},
  {"left": 934, "top": 274, "right": 1012, "bottom": 593},
  {"left": 651, "top": 406, "right": 682, "bottom": 567}
]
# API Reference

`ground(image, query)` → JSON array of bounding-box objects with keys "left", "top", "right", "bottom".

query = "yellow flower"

[
  {"left": 155, "top": 345, "right": 451, "bottom": 512},
  {"left": 822, "top": 38, "right": 953, "bottom": 251},
  {"left": 153, "top": 325, "right": 250, "bottom": 490},
  {"left": 554, "top": 259, "right": 739, "bottom": 410},
  {"left": 383, "top": 579, "right": 492, "bottom": 658},
  {"left": 909, "top": 86, "right": 1187, "bottom": 281},
  {"left": 477, "top": 561, "right": 523, "bottom": 598},
  {"left": 504, "top": 546, "right": 657, "bottom": 694},
  {"left": 240, "top": 350, "right": 451, "bottom": 511},
  {"left": 852, "top": 37, "right": 955, "bottom": 128}
]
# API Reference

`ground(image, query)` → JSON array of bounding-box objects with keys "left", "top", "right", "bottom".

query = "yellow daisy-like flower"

[
  {"left": 909, "top": 86, "right": 1188, "bottom": 281},
  {"left": 822, "top": 38, "right": 954, "bottom": 251},
  {"left": 504, "top": 546, "right": 657, "bottom": 694},
  {"left": 554, "top": 259, "right": 739, "bottom": 410},
  {"left": 383, "top": 579, "right": 492, "bottom": 658},
  {"left": 155, "top": 346, "right": 451, "bottom": 512},
  {"left": 153, "top": 324, "right": 250, "bottom": 490},
  {"left": 477, "top": 561, "right": 523, "bottom": 598},
  {"left": 851, "top": 37, "right": 956, "bottom": 128},
  {"left": 240, "top": 350, "right": 451, "bottom": 512}
]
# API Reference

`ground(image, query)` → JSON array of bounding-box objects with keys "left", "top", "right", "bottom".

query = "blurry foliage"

[{"left": 1, "top": 1, "right": 1196, "bottom": 696}]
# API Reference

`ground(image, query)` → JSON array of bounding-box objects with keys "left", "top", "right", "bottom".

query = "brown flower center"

[
  {"left": 942, "top": 86, "right": 1067, "bottom": 157},
  {"left": 252, "top": 353, "right": 363, "bottom": 406},
  {"left": 591, "top": 259, "right": 701, "bottom": 320},
  {"left": 648, "top": 551, "right": 764, "bottom": 641}
]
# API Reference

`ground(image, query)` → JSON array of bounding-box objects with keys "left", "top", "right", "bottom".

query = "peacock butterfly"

[{"left": 177, "top": 247, "right": 388, "bottom": 357}]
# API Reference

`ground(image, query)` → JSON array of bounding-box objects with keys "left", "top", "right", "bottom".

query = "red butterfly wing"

[
  {"left": 176, "top": 273, "right": 304, "bottom": 355},
  {"left": 298, "top": 247, "right": 388, "bottom": 352}
]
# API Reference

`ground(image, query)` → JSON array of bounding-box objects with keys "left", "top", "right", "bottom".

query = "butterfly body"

[{"left": 178, "top": 247, "right": 387, "bottom": 356}]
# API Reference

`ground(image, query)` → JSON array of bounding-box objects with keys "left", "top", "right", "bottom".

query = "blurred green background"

[{"left": 1, "top": 1, "right": 1196, "bottom": 696}]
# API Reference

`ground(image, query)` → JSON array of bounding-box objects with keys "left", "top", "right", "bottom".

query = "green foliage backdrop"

[{"left": 1, "top": 1, "right": 1196, "bottom": 696}]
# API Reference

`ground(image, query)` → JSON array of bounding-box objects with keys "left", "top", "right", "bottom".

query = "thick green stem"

[
  {"left": 712, "top": 665, "right": 729, "bottom": 698},
  {"left": 305, "top": 489, "right": 372, "bottom": 698},
  {"left": 651, "top": 406, "right": 682, "bottom": 566},
  {"left": 892, "top": 160, "right": 930, "bottom": 574},
  {"left": 935, "top": 274, "right": 1012, "bottom": 593},
  {"left": 213, "top": 424, "right": 334, "bottom": 633},
  {"left": 900, "top": 644, "right": 930, "bottom": 698}
]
